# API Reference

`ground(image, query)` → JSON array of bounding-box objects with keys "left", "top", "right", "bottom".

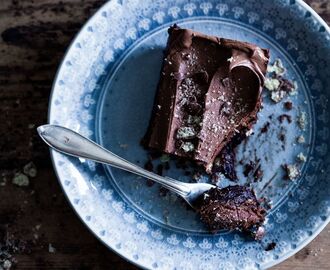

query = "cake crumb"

[
  {"left": 243, "top": 162, "right": 254, "bottom": 177},
  {"left": 297, "top": 111, "right": 307, "bottom": 130},
  {"left": 297, "top": 152, "right": 307, "bottom": 162},
  {"left": 271, "top": 90, "right": 286, "bottom": 103},
  {"left": 264, "top": 78, "right": 280, "bottom": 91},
  {"left": 145, "top": 179, "right": 154, "bottom": 187},
  {"left": 289, "top": 81, "right": 298, "bottom": 96},
  {"left": 159, "top": 187, "right": 168, "bottom": 197},
  {"left": 284, "top": 164, "right": 300, "bottom": 180},
  {"left": 260, "top": 122, "right": 270, "bottom": 133},
  {"left": 265, "top": 59, "right": 297, "bottom": 102},
  {"left": 284, "top": 101, "right": 293, "bottom": 110},
  {"left": 265, "top": 242, "right": 277, "bottom": 251},
  {"left": 267, "top": 58, "right": 285, "bottom": 75},
  {"left": 156, "top": 164, "right": 163, "bottom": 176},
  {"left": 144, "top": 160, "right": 153, "bottom": 172},
  {"left": 12, "top": 172, "right": 29, "bottom": 187},
  {"left": 278, "top": 114, "right": 292, "bottom": 124},
  {"left": 253, "top": 165, "right": 264, "bottom": 181},
  {"left": 297, "top": 135, "right": 305, "bottom": 144}
]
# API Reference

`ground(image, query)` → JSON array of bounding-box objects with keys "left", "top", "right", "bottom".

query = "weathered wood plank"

[{"left": 0, "top": 0, "right": 105, "bottom": 170}]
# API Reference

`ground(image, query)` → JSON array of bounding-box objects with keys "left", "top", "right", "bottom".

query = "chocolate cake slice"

[
  {"left": 144, "top": 25, "right": 269, "bottom": 172},
  {"left": 198, "top": 185, "right": 266, "bottom": 239}
]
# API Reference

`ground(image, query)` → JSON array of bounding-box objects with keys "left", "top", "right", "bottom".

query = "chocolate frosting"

[
  {"left": 144, "top": 25, "right": 269, "bottom": 172},
  {"left": 197, "top": 186, "right": 266, "bottom": 238}
]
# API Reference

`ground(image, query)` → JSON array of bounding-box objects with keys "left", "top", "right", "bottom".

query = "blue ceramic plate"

[{"left": 49, "top": 0, "right": 330, "bottom": 269}]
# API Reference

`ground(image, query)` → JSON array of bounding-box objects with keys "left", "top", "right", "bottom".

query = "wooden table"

[{"left": 0, "top": 0, "right": 329, "bottom": 269}]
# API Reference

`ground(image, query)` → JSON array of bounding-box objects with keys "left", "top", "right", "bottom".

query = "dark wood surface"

[{"left": 0, "top": 0, "right": 329, "bottom": 269}]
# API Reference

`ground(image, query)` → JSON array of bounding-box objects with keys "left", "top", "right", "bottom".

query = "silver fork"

[{"left": 37, "top": 125, "right": 215, "bottom": 209}]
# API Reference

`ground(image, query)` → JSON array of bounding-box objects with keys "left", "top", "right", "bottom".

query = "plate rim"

[{"left": 47, "top": 0, "right": 330, "bottom": 269}]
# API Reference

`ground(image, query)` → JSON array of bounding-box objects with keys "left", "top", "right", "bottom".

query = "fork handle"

[{"left": 37, "top": 124, "right": 191, "bottom": 196}]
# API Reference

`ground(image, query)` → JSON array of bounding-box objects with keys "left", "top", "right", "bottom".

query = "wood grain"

[{"left": 0, "top": 0, "right": 329, "bottom": 269}]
